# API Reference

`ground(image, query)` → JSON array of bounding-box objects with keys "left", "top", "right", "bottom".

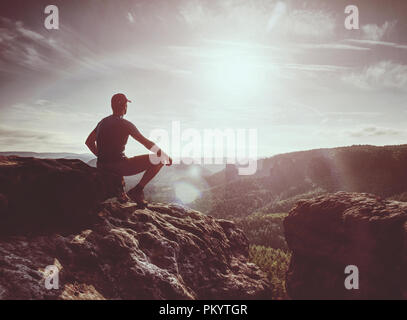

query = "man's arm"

[
  {"left": 130, "top": 128, "right": 155, "bottom": 150},
  {"left": 85, "top": 128, "right": 98, "bottom": 157},
  {"left": 129, "top": 124, "right": 172, "bottom": 165}
]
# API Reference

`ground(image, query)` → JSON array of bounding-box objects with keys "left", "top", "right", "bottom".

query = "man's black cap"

[{"left": 111, "top": 93, "right": 132, "bottom": 107}]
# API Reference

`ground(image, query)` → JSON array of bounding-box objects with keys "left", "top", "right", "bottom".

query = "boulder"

[
  {"left": 0, "top": 202, "right": 271, "bottom": 299},
  {"left": 284, "top": 192, "right": 407, "bottom": 299},
  {"left": 0, "top": 156, "right": 123, "bottom": 233},
  {"left": 0, "top": 156, "right": 271, "bottom": 299}
]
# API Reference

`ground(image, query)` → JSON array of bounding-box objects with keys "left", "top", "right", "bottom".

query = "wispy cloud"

[
  {"left": 281, "top": 63, "right": 347, "bottom": 73},
  {"left": 0, "top": 125, "right": 75, "bottom": 152},
  {"left": 127, "top": 12, "right": 135, "bottom": 24},
  {"left": 362, "top": 21, "right": 397, "bottom": 41},
  {"left": 277, "top": 9, "right": 336, "bottom": 41},
  {"left": 346, "top": 126, "right": 403, "bottom": 137},
  {"left": 179, "top": 1, "right": 337, "bottom": 42},
  {"left": 324, "top": 111, "right": 382, "bottom": 117},
  {"left": 344, "top": 39, "right": 407, "bottom": 50},
  {"left": 0, "top": 99, "right": 100, "bottom": 152},
  {"left": 2, "top": 100, "right": 99, "bottom": 126},
  {"left": 342, "top": 61, "right": 407, "bottom": 91},
  {"left": 0, "top": 18, "right": 112, "bottom": 76},
  {"left": 0, "top": 126, "right": 50, "bottom": 140},
  {"left": 299, "top": 43, "right": 370, "bottom": 51}
]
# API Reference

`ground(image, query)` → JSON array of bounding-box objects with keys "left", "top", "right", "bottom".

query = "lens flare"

[
  {"left": 174, "top": 181, "right": 201, "bottom": 204},
  {"left": 187, "top": 166, "right": 201, "bottom": 178}
]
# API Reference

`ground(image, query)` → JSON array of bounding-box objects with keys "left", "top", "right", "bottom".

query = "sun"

[{"left": 202, "top": 47, "right": 266, "bottom": 99}]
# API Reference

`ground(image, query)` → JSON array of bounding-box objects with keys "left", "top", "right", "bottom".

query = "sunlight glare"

[
  {"left": 187, "top": 166, "right": 201, "bottom": 178},
  {"left": 203, "top": 48, "right": 266, "bottom": 98},
  {"left": 174, "top": 182, "right": 201, "bottom": 203}
]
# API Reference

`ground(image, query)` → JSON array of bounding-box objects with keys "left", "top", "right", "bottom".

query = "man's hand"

[
  {"left": 129, "top": 127, "right": 172, "bottom": 166},
  {"left": 160, "top": 151, "right": 172, "bottom": 166}
]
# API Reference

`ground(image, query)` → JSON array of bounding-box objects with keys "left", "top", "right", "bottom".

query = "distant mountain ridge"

[
  {"left": 193, "top": 144, "right": 407, "bottom": 218},
  {"left": 5, "top": 145, "right": 407, "bottom": 217},
  {"left": 0, "top": 151, "right": 94, "bottom": 163}
]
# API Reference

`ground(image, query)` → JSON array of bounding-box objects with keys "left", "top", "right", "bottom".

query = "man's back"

[{"left": 96, "top": 115, "right": 134, "bottom": 162}]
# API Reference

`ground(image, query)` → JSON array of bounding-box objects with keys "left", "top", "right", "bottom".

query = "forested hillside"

[{"left": 192, "top": 144, "right": 407, "bottom": 218}]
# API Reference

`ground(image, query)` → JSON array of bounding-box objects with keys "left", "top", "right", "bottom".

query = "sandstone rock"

[
  {"left": 0, "top": 193, "right": 7, "bottom": 215},
  {"left": 0, "top": 156, "right": 123, "bottom": 233},
  {"left": 0, "top": 202, "right": 271, "bottom": 299},
  {"left": 0, "top": 156, "right": 271, "bottom": 299},
  {"left": 284, "top": 192, "right": 407, "bottom": 299}
]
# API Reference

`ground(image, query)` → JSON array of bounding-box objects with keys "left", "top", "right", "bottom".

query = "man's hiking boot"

[
  {"left": 117, "top": 192, "right": 131, "bottom": 203},
  {"left": 128, "top": 186, "right": 148, "bottom": 208}
]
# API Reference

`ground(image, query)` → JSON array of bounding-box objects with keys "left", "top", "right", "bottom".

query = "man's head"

[{"left": 111, "top": 93, "right": 132, "bottom": 116}]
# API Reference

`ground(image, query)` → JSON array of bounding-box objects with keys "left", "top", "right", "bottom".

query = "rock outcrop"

[
  {"left": 0, "top": 156, "right": 271, "bottom": 299},
  {"left": 284, "top": 192, "right": 407, "bottom": 299},
  {"left": 0, "top": 156, "right": 123, "bottom": 233}
]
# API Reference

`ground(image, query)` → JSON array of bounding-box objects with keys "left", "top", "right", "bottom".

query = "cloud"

[
  {"left": 278, "top": 9, "right": 335, "bottom": 41},
  {"left": 324, "top": 111, "right": 382, "bottom": 117},
  {"left": 283, "top": 64, "right": 345, "bottom": 72},
  {"left": 3, "top": 101, "right": 98, "bottom": 126},
  {"left": 344, "top": 39, "right": 407, "bottom": 50},
  {"left": 0, "top": 18, "right": 112, "bottom": 76},
  {"left": 0, "top": 17, "right": 195, "bottom": 81},
  {"left": 342, "top": 61, "right": 407, "bottom": 91},
  {"left": 179, "top": 0, "right": 273, "bottom": 39},
  {"left": 0, "top": 19, "right": 49, "bottom": 72},
  {"left": 15, "top": 21, "right": 46, "bottom": 42},
  {"left": 299, "top": 43, "right": 370, "bottom": 51},
  {"left": 0, "top": 126, "right": 51, "bottom": 140},
  {"left": 179, "top": 1, "right": 336, "bottom": 41},
  {"left": 0, "top": 125, "right": 71, "bottom": 151},
  {"left": 341, "top": 20, "right": 407, "bottom": 52},
  {"left": 346, "top": 126, "right": 403, "bottom": 137},
  {"left": 267, "top": 1, "right": 287, "bottom": 32},
  {"left": 362, "top": 21, "right": 396, "bottom": 41},
  {"left": 127, "top": 12, "right": 135, "bottom": 24},
  {"left": 0, "top": 100, "right": 95, "bottom": 152}
]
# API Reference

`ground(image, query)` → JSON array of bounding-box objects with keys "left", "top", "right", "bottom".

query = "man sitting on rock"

[{"left": 85, "top": 93, "right": 172, "bottom": 206}]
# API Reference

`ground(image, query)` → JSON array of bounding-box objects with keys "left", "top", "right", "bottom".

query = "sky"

[{"left": 0, "top": 0, "right": 406, "bottom": 159}]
